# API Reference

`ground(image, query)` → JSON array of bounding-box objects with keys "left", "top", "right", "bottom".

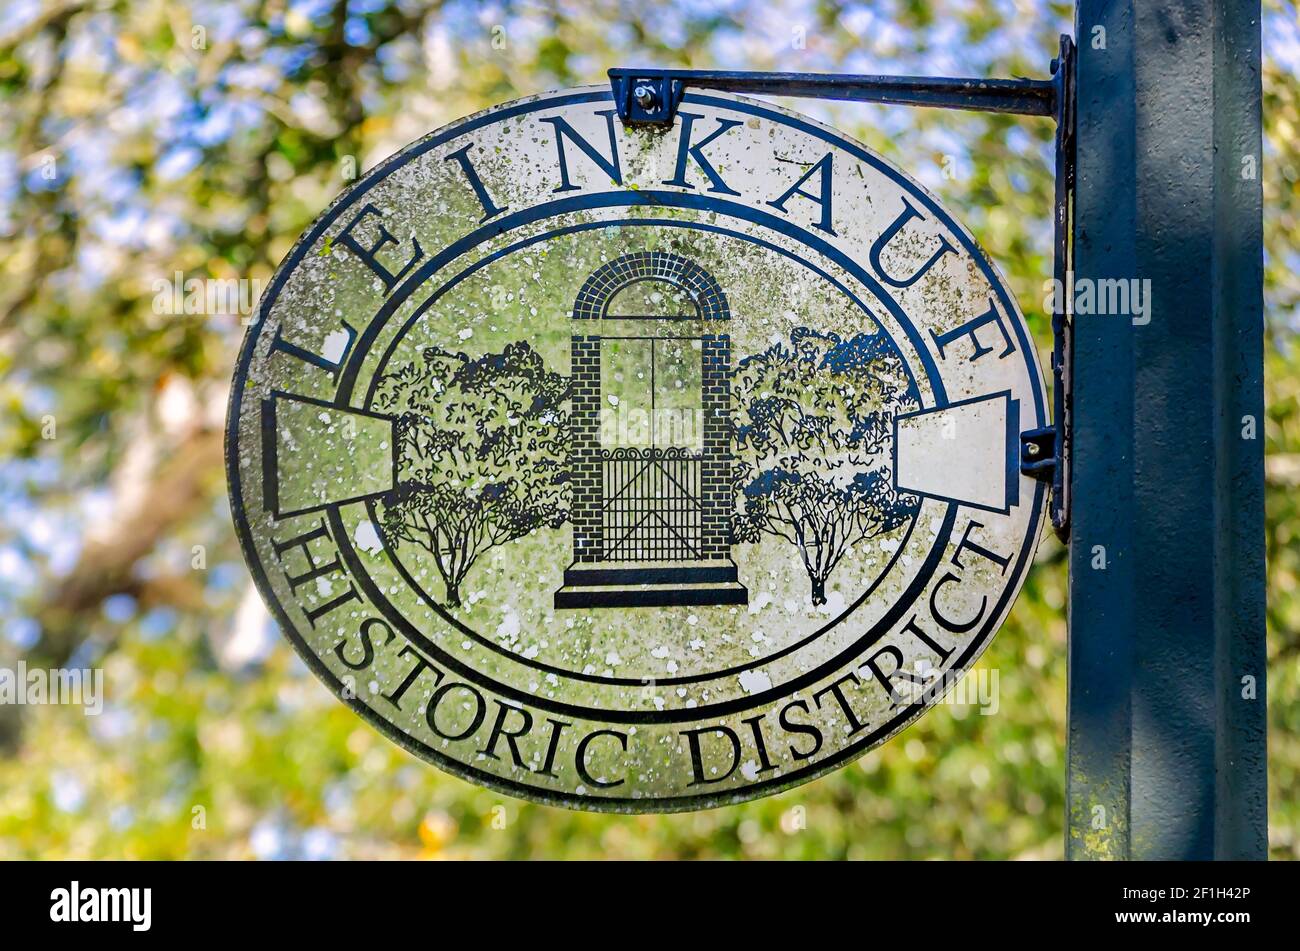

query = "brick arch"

[{"left": 571, "top": 251, "right": 731, "bottom": 321}]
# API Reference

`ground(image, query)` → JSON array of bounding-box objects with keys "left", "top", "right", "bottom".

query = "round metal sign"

[{"left": 227, "top": 87, "right": 1048, "bottom": 811}]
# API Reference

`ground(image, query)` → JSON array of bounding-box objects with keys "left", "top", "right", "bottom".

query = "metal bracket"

[
  {"left": 608, "top": 68, "right": 1057, "bottom": 123},
  {"left": 608, "top": 35, "right": 1076, "bottom": 540},
  {"left": 1046, "top": 34, "right": 1075, "bottom": 540},
  {"left": 1020, "top": 426, "right": 1058, "bottom": 481},
  {"left": 610, "top": 73, "right": 686, "bottom": 125}
]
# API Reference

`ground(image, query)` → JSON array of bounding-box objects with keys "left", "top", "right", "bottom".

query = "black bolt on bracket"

[{"left": 608, "top": 34, "right": 1076, "bottom": 540}]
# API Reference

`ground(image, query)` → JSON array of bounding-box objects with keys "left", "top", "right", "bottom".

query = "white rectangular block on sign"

[{"left": 894, "top": 392, "right": 1018, "bottom": 514}]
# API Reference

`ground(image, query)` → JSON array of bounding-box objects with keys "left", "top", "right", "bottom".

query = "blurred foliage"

[{"left": 0, "top": 0, "right": 1294, "bottom": 859}]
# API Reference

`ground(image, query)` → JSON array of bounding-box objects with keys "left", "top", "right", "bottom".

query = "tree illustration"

[
  {"left": 731, "top": 327, "right": 921, "bottom": 605},
  {"left": 373, "top": 342, "right": 570, "bottom": 606}
]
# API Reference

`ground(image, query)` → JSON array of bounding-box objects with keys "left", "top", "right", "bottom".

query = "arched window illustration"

[{"left": 555, "top": 251, "right": 748, "bottom": 609}]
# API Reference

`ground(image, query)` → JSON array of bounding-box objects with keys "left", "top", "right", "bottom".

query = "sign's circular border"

[{"left": 226, "top": 87, "right": 1047, "bottom": 812}]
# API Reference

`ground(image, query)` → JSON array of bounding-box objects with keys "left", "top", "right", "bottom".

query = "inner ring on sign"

[{"left": 332, "top": 214, "right": 952, "bottom": 706}]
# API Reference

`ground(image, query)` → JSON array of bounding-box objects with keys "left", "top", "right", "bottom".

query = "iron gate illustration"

[{"left": 601, "top": 446, "right": 702, "bottom": 561}]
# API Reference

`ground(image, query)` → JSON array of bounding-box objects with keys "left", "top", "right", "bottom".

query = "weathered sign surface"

[{"left": 227, "top": 87, "right": 1048, "bottom": 810}]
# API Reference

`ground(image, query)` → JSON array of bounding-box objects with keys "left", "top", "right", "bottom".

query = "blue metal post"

[{"left": 1066, "top": 0, "right": 1267, "bottom": 859}]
